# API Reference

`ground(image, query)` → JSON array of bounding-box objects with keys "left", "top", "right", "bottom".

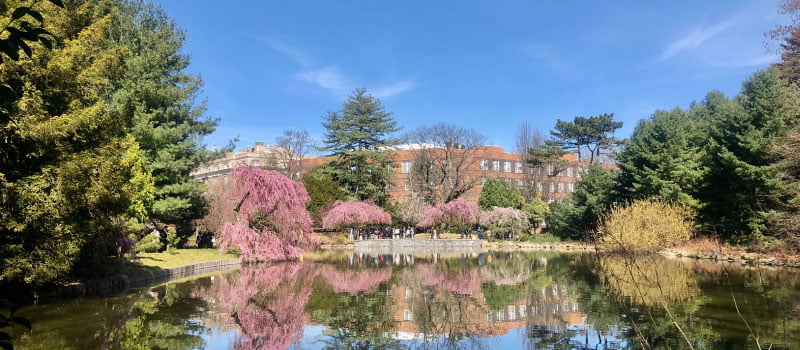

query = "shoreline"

[{"left": 319, "top": 240, "right": 800, "bottom": 268}]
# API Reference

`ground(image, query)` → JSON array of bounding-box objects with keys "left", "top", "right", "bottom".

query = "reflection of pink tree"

[
  {"left": 417, "top": 264, "right": 481, "bottom": 295},
  {"left": 320, "top": 266, "right": 392, "bottom": 294},
  {"left": 217, "top": 167, "right": 318, "bottom": 261},
  {"left": 321, "top": 200, "right": 392, "bottom": 229},
  {"left": 213, "top": 264, "right": 319, "bottom": 350},
  {"left": 417, "top": 198, "right": 479, "bottom": 231}
]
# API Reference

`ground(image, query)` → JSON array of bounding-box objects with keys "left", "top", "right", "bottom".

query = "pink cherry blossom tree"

[
  {"left": 321, "top": 200, "right": 392, "bottom": 230},
  {"left": 417, "top": 198, "right": 479, "bottom": 232},
  {"left": 479, "top": 206, "right": 529, "bottom": 236},
  {"left": 217, "top": 166, "right": 318, "bottom": 261}
]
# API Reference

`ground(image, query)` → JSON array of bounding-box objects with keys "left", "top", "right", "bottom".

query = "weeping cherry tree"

[
  {"left": 321, "top": 200, "right": 392, "bottom": 230},
  {"left": 218, "top": 167, "right": 317, "bottom": 261}
]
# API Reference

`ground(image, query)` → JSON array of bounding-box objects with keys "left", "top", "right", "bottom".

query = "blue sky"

[{"left": 154, "top": 0, "right": 786, "bottom": 153}]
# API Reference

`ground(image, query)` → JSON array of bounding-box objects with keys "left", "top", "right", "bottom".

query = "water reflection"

[{"left": 12, "top": 251, "right": 800, "bottom": 349}]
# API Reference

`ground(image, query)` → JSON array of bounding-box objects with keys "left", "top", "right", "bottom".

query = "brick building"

[{"left": 192, "top": 142, "right": 591, "bottom": 204}]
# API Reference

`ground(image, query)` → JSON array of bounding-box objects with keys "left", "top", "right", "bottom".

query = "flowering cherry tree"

[
  {"left": 417, "top": 198, "right": 479, "bottom": 232},
  {"left": 394, "top": 197, "right": 427, "bottom": 227},
  {"left": 479, "top": 206, "right": 529, "bottom": 235},
  {"left": 218, "top": 167, "right": 318, "bottom": 261},
  {"left": 321, "top": 200, "right": 392, "bottom": 229}
]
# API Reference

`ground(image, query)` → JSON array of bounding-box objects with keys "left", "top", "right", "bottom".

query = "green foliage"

[
  {"left": 0, "top": 4, "right": 154, "bottom": 285},
  {"left": 616, "top": 107, "right": 707, "bottom": 209},
  {"left": 109, "top": 0, "right": 221, "bottom": 244},
  {"left": 551, "top": 113, "right": 622, "bottom": 163},
  {"left": 615, "top": 68, "right": 800, "bottom": 245},
  {"left": 546, "top": 164, "right": 618, "bottom": 240},
  {"left": 478, "top": 178, "right": 524, "bottom": 210},
  {"left": 600, "top": 199, "right": 695, "bottom": 252},
  {"left": 319, "top": 88, "right": 399, "bottom": 206},
  {"left": 301, "top": 168, "right": 349, "bottom": 221},
  {"left": 522, "top": 198, "right": 549, "bottom": 226},
  {"left": 136, "top": 234, "right": 162, "bottom": 253},
  {"left": 696, "top": 69, "right": 799, "bottom": 242},
  {"left": 520, "top": 232, "right": 562, "bottom": 243}
]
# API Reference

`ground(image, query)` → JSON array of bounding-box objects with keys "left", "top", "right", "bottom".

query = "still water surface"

[{"left": 11, "top": 250, "right": 800, "bottom": 349}]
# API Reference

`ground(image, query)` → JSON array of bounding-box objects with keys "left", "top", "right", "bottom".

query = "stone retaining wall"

[
  {"left": 38, "top": 259, "right": 241, "bottom": 299},
  {"left": 354, "top": 239, "right": 483, "bottom": 255}
]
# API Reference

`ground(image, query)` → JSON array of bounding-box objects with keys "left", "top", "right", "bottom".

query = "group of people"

[
  {"left": 347, "top": 226, "right": 494, "bottom": 240},
  {"left": 349, "top": 227, "right": 416, "bottom": 240}
]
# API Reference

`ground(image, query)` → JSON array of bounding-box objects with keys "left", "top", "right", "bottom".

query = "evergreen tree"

[
  {"left": 616, "top": 107, "right": 708, "bottom": 209},
  {"left": 478, "top": 178, "right": 525, "bottom": 210},
  {"left": 109, "top": 0, "right": 220, "bottom": 242},
  {"left": 547, "top": 164, "right": 618, "bottom": 240},
  {"left": 319, "top": 88, "right": 399, "bottom": 205},
  {"left": 301, "top": 168, "right": 348, "bottom": 222},
  {"left": 697, "top": 69, "right": 800, "bottom": 242},
  {"left": 0, "top": 2, "right": 154, "bottom": 285},
  {"left": 551, "top": 113, "right": 622, "bottom": 163}
]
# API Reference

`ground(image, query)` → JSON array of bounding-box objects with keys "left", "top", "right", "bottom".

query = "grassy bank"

[{"left": 133, "top": 249, "right": 239, "bottom": 269}]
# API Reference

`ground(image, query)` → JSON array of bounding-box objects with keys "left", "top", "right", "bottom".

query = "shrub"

[
  {"left": 136, "top": 234, "right": 163, "bottom": 253},
  {"left": 599, "top": 198, "right": 694, "bottom": 252}
]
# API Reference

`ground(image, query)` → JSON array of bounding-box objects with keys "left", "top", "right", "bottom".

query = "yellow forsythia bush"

[{"left": 599, "top": 198, "right": 694, "bottom": 252}]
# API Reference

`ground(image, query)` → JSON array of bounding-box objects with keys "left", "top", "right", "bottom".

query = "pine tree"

[
  {"left": 319, "top": 88, "right": 399, "bottom": 205},
  {"left": 109, "top": 0, "right": 220, "bottom": 241}
]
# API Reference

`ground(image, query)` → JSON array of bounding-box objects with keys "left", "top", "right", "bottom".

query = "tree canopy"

[
  {"left": 478, "top": 178, "right": 525, "bottom": 210},
  {"left": 319, "top": 88, "right": 399, "bottom": 205},
  {"left": 551, "top": 113, "right": 622, "bottom": 163}
]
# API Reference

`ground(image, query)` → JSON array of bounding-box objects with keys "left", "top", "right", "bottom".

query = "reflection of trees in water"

[
  {"left": 108, "top": 283, "right": 209, "bottom": 350},
  {"left": 320, "top": 266, "right": 392, "bottom": 294},
  {"left": 596, "top": 254, "right": 715, "bottom": 349}
]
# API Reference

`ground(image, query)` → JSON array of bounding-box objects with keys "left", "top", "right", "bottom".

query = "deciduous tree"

[
  {"left": 321, "top": 200, "right": 392, "bottom": 230},
  {"left": 275, "top": 129, "right": 314, "bottom": 180},
  {"left": 404, "top": 123, "right": 487, "bottom": 205},
  {"left": 217, "top": 167, "right": 317, "bottom": 261}
]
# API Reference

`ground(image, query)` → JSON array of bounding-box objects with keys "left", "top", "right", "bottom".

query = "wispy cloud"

[
  {"left": 296, "top": 67, "right": 351, "bottom": 92},
  {"left": 256, "top": 36, "right": 312, "bottom": 67},
  {"left": 373, "top": 80, "right": 415, "bottom": 98},
  {"left": 257, "top": 37, "right": 415, "bottom": 97},
  {"left": 657, "top": 18, "right": 737, "bottom": 63},
  {"left": 522, "top": 43, "right": 580, "bottom": 79}
]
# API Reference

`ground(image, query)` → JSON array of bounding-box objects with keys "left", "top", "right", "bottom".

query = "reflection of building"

[{"left": 385, "top": 280, "right": 586, "bottom": 339}]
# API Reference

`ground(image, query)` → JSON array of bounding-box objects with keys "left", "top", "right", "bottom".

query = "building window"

[
  {"left": 405, "top": 288, "right": 412, "bottom": 299},
  {"left": 516, "top": 179, "right": 523, "bottom": 187},
  {"left": 548, "top": 182, "right": 555, "bottom": 192},
  {"left": 545, "top": 164, "right": 552, "bottom": 176},
  {"left": 402, "top": 161, "right": 411, "bottom": 173},
  {"left": 515, "top": 162, "right": 523, "bottom": 173},
  {"left": 508, "top": 305, "right": 516, "bottom": 320},
  {"left": 566, "top": 166, "right": 573, "bottom": 177},
  {"left": 480, "top": 159, "right": 487, "bottom": 170},
  {"left": 503, "top": 161, "right": 511, "bottom": 173},
  {"left": 492, "top": 160, "right": 500, "bottom": 172},
  {"left": 568, "top": 182, "right": 574, "bottom": 192},
  {"left": 537, "top": 182, "right": 543, "bottom": 192},
  {"left": 519, "top": 305, "right": 526, "bottom": 316},
  {"left": 403, "top": 309, "right": 414, "bottom": 321},
  {"left": 557, "top": 182, "right": 564, "bottom": 193},
  {"left": 404, "top": 182, "right": 410, "bottom": 191},
  {"left": 495, "top": 310, "right": 504, "bottom": 321}
]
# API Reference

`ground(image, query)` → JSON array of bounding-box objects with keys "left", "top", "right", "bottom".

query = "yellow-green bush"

[{"left": 599, "top": 198, "right": 694, "bottom": 252}]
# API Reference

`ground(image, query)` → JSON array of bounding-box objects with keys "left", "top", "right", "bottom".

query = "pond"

[{"left": 9, "top": 250, "right": 800, "bottom": 349}]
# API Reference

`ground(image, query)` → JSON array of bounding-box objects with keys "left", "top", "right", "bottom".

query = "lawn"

[{"left": 134, "top": 249, "right": 239, "bottom": 269}]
